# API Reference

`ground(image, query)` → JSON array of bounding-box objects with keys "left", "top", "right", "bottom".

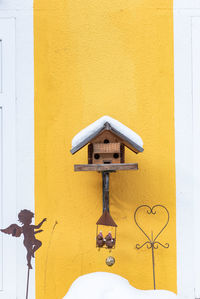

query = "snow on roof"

[
  {"left": 71, "top": 116, "right": 144, "bottom": 154},
  {"left": 63, "top": 272, "right": 177, "bottom": 299}
]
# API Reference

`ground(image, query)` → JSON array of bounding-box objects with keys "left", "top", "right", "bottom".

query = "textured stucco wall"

[{"left": 34, "top": 0, "right": 176, "bottom": 298}]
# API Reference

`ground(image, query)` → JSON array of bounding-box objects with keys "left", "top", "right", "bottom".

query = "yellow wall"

[{"left": 34, "top": 0, "right": 176, "bottom": 298}]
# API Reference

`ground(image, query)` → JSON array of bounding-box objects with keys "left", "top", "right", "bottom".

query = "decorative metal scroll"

[{"left": 134, "top": 205, "right": 169, "bottom": 290}]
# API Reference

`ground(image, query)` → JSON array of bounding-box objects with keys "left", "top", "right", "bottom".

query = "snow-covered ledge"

[{"left": 63, "top": 272, "right": 177, "bottom": 299}]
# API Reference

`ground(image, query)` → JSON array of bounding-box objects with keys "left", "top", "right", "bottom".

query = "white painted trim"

[
  {"left": 0, "top": 18, "right": 17, "bottom": 298},
  {"left": 191, "top": 17, "right": 200, "bottom": 299},
  {"left": 15, "top": 11, "right": 35, "bottom": 299},
  {"left": 0, "top": 2, "right": 34, "bottom": 298},
  {"left": 174, "top": 11, "right": 195, "bottom": 298},
  {"left": 174, "top": 4, "right": 200, "bottom": 299},
  {"left": 174, "top": 1, "right": 200, "bottom": 10}
]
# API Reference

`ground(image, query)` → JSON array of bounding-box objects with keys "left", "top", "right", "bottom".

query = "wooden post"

[{"left": 102, "top": 171, "right": 110, "bottom": 213}]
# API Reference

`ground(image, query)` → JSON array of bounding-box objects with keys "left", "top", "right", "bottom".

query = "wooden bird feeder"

[{"left": 70, "top": 116, "right": 144, "bottom": 249}]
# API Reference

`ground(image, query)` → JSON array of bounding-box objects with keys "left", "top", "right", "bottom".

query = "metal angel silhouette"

[
  {"left": 1, "top": 209, "right": 46, "bottom": 269},
  {"left": 1, "top": 210, "right": 47, "bottom": 299}
]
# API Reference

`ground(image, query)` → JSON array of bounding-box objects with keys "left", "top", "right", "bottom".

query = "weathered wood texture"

[
  {"left": 120, "top": 144, "right": 125, "bottom": 163},
  {"left": 93, "top": 142, "right": 120, "bottom": 153},
  {"left": 88, "top": 143, "right": 93, "bottom": 164},
  {"left": 74, "top": 163, "right": 138, "bottom": 172},
  {"left": 91, "top": 129, "right": 121, "bottom": 144}
]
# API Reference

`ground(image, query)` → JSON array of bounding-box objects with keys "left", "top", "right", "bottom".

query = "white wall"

[
  {"left": 0, "top": 0, "right": 34, "bottom": 298},
  {"left": 174, "top": 1, "right": 200, "bottom": 299}
]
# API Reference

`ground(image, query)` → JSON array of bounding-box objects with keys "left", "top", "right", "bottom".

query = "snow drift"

[{"left": 63, "top": 272, "right": 177, "bottom": 299}]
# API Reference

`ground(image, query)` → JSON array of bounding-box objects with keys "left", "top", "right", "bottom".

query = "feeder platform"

[{"left": 74, "top": 163, "right": 138, "bottom": 172}]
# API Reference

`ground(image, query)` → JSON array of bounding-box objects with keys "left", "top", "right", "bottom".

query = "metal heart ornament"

[
  {"left": 134, "top": 204, "right": 170, "bottom": 290},
  {"left": 134, "top": 205, "right": 169, "bottom": 249}
]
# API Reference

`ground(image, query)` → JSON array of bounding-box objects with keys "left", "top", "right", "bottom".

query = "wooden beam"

[{"left": 74, "top": 163, "right": 138, "bottom": 172}]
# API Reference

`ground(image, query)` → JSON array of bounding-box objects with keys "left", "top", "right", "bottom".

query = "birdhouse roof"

[
  {"left": 70, "top": 116, "right": 144, "bottom": 154},
  {"left": 96, "top": 210, "right": 117, "bottom": 227}
]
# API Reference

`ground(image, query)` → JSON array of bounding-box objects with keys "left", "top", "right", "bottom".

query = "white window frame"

[
  {"left": 0, "top": 18, "right": 16, "bottom": 298},
  {"left": 174, "top": 2, "right": 200, "bottom": 299},
  {"left": 0, "top": 0, "right": 34, "bottom": 297},
  {"left": 191, "top": 17, "right": 200, "bottom": 299}
]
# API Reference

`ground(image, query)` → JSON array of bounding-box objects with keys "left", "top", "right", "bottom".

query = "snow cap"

[{"left": 70, "top": 116, "right": 144, "bottom": 155}]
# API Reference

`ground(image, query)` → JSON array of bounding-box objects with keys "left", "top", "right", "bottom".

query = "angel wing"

[{"left": 1, "top": 224, "right": 22, "bottom": 237}]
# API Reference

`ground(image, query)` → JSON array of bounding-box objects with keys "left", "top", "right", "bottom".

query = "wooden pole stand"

[{"left": 102, "top": 171, "right": 110, "bottom": 213}]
